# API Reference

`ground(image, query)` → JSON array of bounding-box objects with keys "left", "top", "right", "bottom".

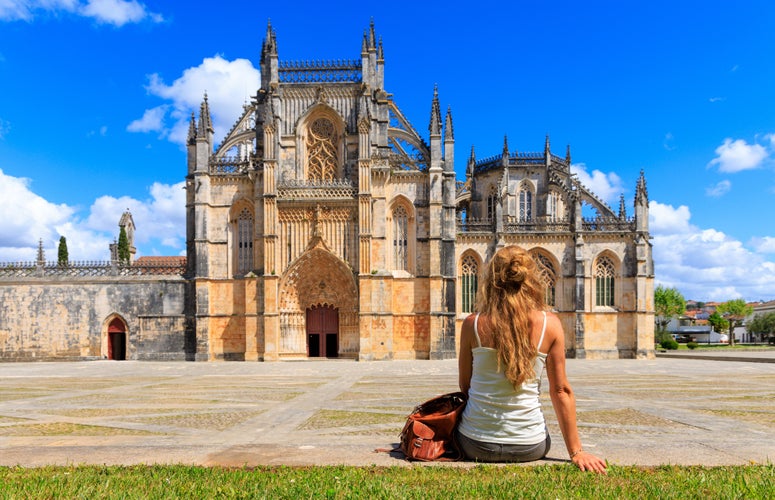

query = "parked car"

[{"left": 673, "top": 334, "right": 696, "bottom": 343}]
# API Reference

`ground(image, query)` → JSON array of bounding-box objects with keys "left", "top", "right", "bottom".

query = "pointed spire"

[
  {"left": 362, "top": 30, "right": 369, "bottom": 54},
  {"left": 467, "top": 145, "right": 476, "bottom": 178},
  {"left": 262, "top": 19, "right": 277, "bottom": 60},
  {"left": 565, "top": 144, "right": 572, "bottom": 165},
  {"left": 618, "top": 194, "right": 627, "bottom": 218},
  {"left": 429, "top": 85, "right": 441, "bottom": 136},
  {"left": 187, "top": 112, "right": 197, "bottom": 145},
  {"left": 37, "top": 239, "right": 45, "bottom": 265},
  {"left": 444, "top": 106, "right": 454, "bottom": 141},
  {"left": 198, "top": 92, "right": 213, "bottom": 137},
  {"left": 544, "top": 134, "right": 551, "bottom": 154},
  {"left": 377, "top": 36, "right": 384, "bottom": 61},
  {"left": 502, "top": 135, "right": 509, "bottom": 157},
  {"left": 369, "top": 18, "right": 376, "bottom": 49},
  {"left": 635, "top": 169, "right": 649, "bottom": 205}
]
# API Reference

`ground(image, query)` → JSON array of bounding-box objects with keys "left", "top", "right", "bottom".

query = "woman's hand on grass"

[{"left": 572, "top": 451, "right": 608, "bottom": 474}]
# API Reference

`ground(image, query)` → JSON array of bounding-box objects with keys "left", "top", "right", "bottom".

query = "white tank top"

[{"left": 457, "top": 312, "right": 548, "bottom": 445}]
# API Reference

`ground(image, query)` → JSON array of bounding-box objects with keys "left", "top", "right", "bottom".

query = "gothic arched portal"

[
  {"left": 105, "top": 316, "right": 128, "bottom": 360},
  {"left": 278, "top": 241, "right": 359, "bottom": 358}
]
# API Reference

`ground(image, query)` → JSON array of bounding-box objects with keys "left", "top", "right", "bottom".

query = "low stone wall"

[{"left": 0, "top": 276, "right": 187, "bottom": 361}]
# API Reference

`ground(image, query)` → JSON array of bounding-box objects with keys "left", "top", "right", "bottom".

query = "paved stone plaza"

[{"left": 1, "top": 356, "right": 773, "bottom": 467}]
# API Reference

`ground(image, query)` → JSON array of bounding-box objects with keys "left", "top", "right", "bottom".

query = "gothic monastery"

[{"left": 0, "top": 22, "right": 654, "bottom": 362}]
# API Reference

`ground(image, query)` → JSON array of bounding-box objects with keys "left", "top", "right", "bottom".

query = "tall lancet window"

[
  {"left": 307, "top": 117, "right": 337, "bottom": 181},
  {"left": 393, "top": 205, "right": 408, "bottom": 271},
  {"left": 486, "top": 188, "right": 497, "bottom": 222},
  {"left": 547, "top": 191, "right": 561, "bottom": 221},
  {"left": 534, "top": 253, "right": 556, "bottom": 307},
  {"left": 460, "top": 255, "right": 479, "bottom": 314},
  {"left": 237, "top": 208, "right": 254, "bottom": 275},
  {"left": 595, "top": 255, "right": 616, "bottom": 307},
  {"left": 519, "top": 184, "right": 533, "bottom": 222}
]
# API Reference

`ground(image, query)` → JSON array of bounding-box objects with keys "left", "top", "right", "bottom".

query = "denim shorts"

[{"left": 455, "top": 429, "right": 551, "bottom": 463}]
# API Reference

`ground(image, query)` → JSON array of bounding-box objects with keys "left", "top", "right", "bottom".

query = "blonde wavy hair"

[{"left": 476, "top": 245, "right": 546, "bottom": 388}]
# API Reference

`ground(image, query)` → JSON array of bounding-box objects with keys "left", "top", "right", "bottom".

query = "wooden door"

[{"left": 306, "top": 305, "right": 339, "bottom": 358}]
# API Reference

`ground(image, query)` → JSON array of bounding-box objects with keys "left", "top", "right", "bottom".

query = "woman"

[{"left": 456, "top": 245, "right": 607, "bottom": 473}]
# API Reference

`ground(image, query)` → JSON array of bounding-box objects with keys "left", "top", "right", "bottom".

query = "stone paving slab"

[{"left": 0, "top": 358, "right": 773, "bottom": 468}]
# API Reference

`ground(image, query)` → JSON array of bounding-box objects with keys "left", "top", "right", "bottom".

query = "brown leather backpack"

[{"left": 399, "top": 392, "right": 467, "bottom": 461}]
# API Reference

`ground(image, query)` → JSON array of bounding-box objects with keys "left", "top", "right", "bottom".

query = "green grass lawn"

[{"left": 1, "top": 464, "right": 773, "bottom": 499}]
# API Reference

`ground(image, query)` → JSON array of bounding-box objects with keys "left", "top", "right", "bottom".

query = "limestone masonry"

[{"left": 0, "top": 22, "right": 654, "bottom": 362}]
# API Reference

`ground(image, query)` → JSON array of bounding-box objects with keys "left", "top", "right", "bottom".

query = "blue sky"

[{"left": 1, "top": 0, "right": 775, "bottom": 302}]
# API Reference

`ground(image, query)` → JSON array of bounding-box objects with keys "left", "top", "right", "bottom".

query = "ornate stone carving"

[{"left": 307, "top": 117, "right": 338, "bottom": 181}]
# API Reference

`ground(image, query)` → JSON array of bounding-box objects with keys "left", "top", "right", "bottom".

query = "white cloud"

[
  {"left": 0, "top": 118, "right": 9, "bottom": 139},
  {"left": 570, "top": 163, "right": 623, "bottom": 204},
  {"left": 0, "top": 0, "right": 36, "bottom": 21},
  {"left": 0, "top": 168, "right": 75, "bottom": 258},
  {"left": 85, "top": 181, "right": 186, "bottom": 249},
  {"left": 705, "top": 179, "right": 731, "bottom": 197},
  {"left": 0, "top": 168, "right": 185, "bottom": 262},
  {"left": 750, "top": 236, "right": 775, "bottom": 254},
  {"left": 132, "top": 55, "right": 260, "bottom": 146},
  {"left": 650, "top": 200, "right": 775, "bottom": 301},
  {"left": 709, "top": 97, "right": 725, "bottom": 103},
  {"left": 126, "top": 105, "right": 167, "bottom": 133},
  {"left": 708, "top": 138, "right": 768, "bottom": 173},
  {"left": 649, "top": 201, "right": 692, "bottom": 234},
  {"left": 80, "top": 0, "right": 162, "bottom": 26},
  {"left": 0, "top": 0, "right": 161, "bottom": 25}
]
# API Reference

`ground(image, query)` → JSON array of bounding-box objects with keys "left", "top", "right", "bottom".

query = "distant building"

[{"left": 0, "top": 22, "right": 654, "bottom": 361}]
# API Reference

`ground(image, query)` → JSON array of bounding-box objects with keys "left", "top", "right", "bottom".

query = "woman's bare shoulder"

[{"left": 532, "top": 309, "right": 563, "bottom": 336}]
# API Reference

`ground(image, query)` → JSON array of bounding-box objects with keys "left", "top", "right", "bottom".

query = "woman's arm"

[
  {"left": 544, "top": 313, "right": 607, "bottom": 474},
  {"left": 458, "top": 314, "right": 475, "bottom": 396}
]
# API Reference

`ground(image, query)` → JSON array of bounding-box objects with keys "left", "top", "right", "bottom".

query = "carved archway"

[{"left": 278, "top": 240, "right": 358, "bottom": 357}]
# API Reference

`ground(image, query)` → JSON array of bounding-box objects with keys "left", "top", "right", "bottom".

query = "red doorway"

[
  {"left": 107, "top": 318, "right": 127, "bottom": 360},
  {"left": 306, "top": 305, "right": 339, "bottom": 358}
]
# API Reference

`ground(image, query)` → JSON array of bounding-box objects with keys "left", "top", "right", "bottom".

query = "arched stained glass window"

[
  {"left": 595, "top": 256, "right": 616, "bottom": 306},
  {"left": 393, "top": 205, "right": 408, "bottom": 271},
  {"left": 534, "top": 253, "right": 556, "bottom": 307},
  {"left": 460, "top": 255, "right": 478, "bottom": 313},
  {"left": 237, "top": 208, "right": 254, "bottom": 275}
]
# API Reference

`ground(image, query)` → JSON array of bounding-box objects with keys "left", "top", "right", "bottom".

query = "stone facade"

[
  {"left": 0, "top": 21, "right": 654, "bottom": 361},
  {"left": 0, "top": 273, "right": 187, "bottom": 361}
]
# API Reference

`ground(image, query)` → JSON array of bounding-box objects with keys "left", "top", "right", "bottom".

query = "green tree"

[
  {"left": 117, "top": 226, "right": 130, "bottom": 265},
  {"left": 747, "top": 312, "right": 775, "bottom": 343},
  {"left": 57, "top": 236, "right": 69, "bottom": 267},
  {"left": 716, "top": 299, "right": 754, "bottom": 346},
  {"left": 654, "top": 285, "right": 686, "bottom": 343},
  {"left": 708, "top": 311, "right": 729, "bottom": 339}
]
